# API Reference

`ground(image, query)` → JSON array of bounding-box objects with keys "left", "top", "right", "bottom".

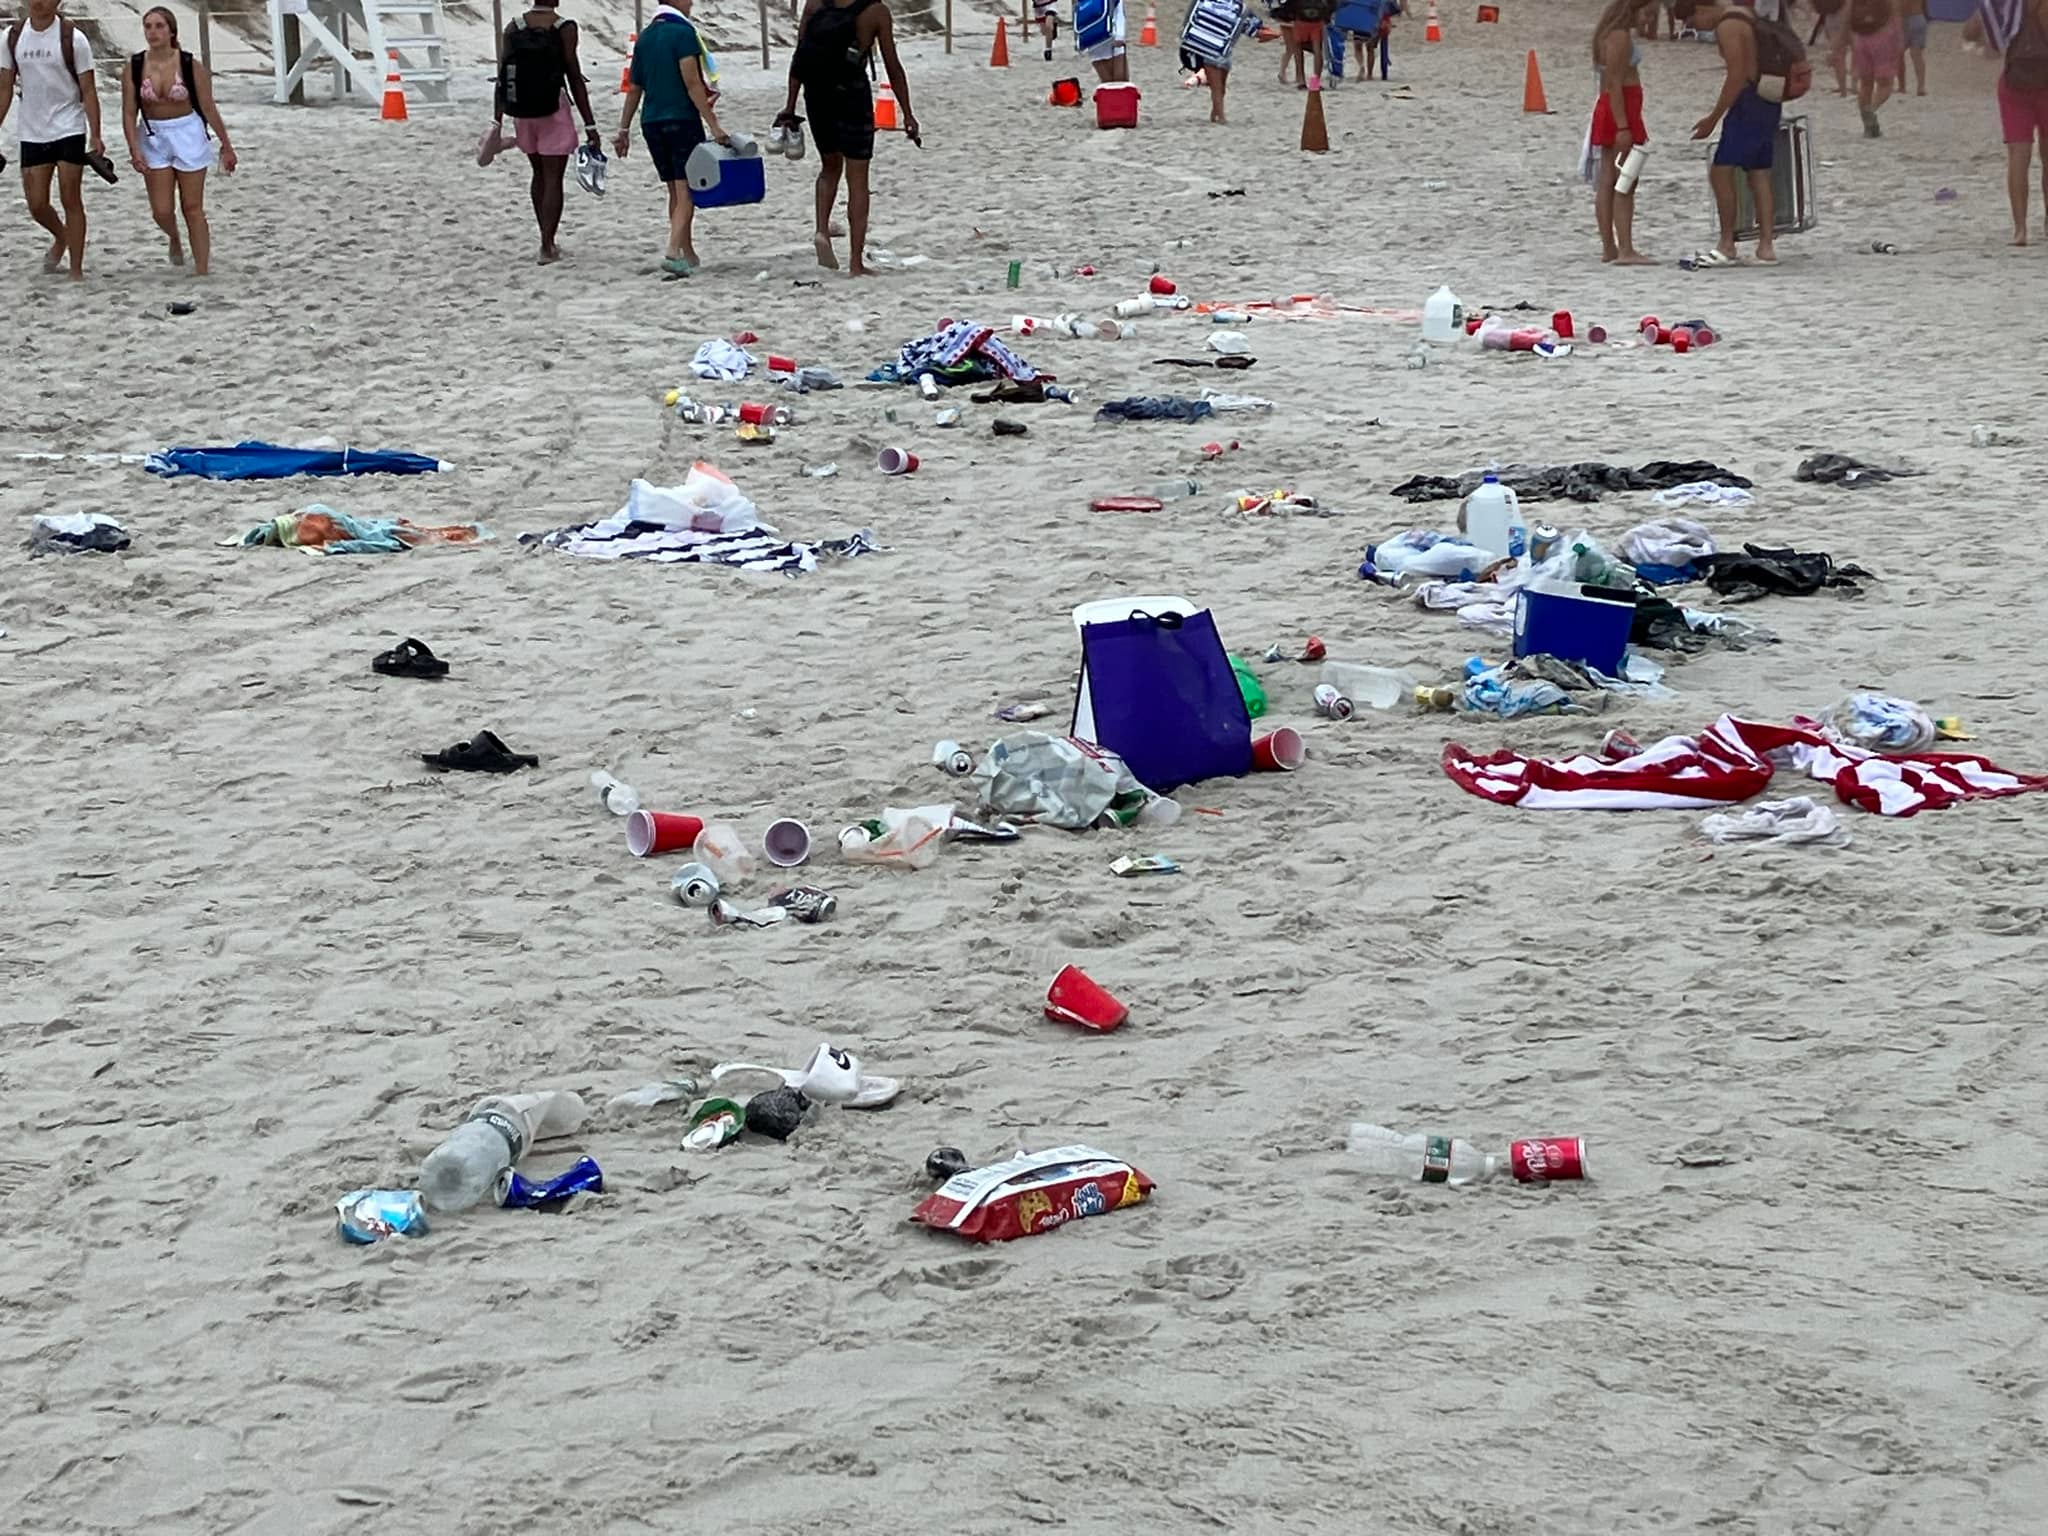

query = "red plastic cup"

[
  {"left": 1551, "top": 309, "right": 1574, "bottom": 340},
  {"left": 1692, "top": 326, "right": 1716, "bottom": 347},
  {"left": 627, "top": 810, "right": 706, "bottom": 859},
  {"left": 1251, "top": 727, "right": 1305, "bottom": 772},
  {"left": 1639, "top": 315, "right": 1659, "bottom": 335},
  {"left": 1149, "top": 274, "right": 1177, "bottom": 295},
  {"left": 1045, "top": 964, "right": 1128, "bottom": 1032},
  {"left": 1464, "top": 315, "right": 1484, "bottom": 336},
  {"left": 1654, "top": 326, "right": 1674, "bottom": 345},
  {"left": 731, "top": 330, "right": 759, "bottom": 345},
  {"left": 1671, "top": 329, "right": 1692, "bottom": 354},
  {"left": 739, "top": 401, "right": 778, "bottom": 425},
  {"left": 1509, "top": 1136, "right": 1589, "bottom": 1183},
  {"left": 1302, "top": 635, "right": 1327, "bottom": 661},
  {"left": 878, "top": 446, "right": 919, "bottom": 476},
  {"left": 767, "top": 354, "right": 797, "bottom": 373}
]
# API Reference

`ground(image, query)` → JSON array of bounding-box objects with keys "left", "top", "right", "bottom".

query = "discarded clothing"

[
  {"left": 779, "top": 366, "right": 841, "bottom": 394},
  {"left": 1695, "top": 543, "right": 1870, "bottom": 602},
  {"left": 873, "top": 321, "right": 1042, "bottom": 387},
  {"left": 690, "top": 339, "right": 756, "bottom": 381},
  {"left": 1390, "top": 460, "right": 1751, "bottom": 505},
  {"left": 968, "top": 378, "right": 1077, "bottom": 405},
  {"left": 1649, "top": 482, "right": 1754, "bottom": 509},
  {"left": 231, "top": 507, "right": 489, "bottom": 556},
  {"left": 1096, "top": 396, "right": 1216, "bottom": 424},
  {"left": 1795, "top": 452, "right": 1922, "bottom": 488},
  {"left": 1620, "top": 517, "right": 1715, "bottom": 571},
  {"left": 146, "top": 443, "right": 449, "bottom": 480},
  {"left": 1699, "top": 797, "right": 1850, "bottom": 847},
  {"left": 1826, "top": 694, "right": 1936, "bottom": 754},
  {"left": 1444, "top": 716, "right": 2048, "bottom": 818},
  {"left": 27, "top": 512, "right": 128, "bottom": 556},
  {"left": 1150, "top": 356, "right": 1258, "bottom": 370}
]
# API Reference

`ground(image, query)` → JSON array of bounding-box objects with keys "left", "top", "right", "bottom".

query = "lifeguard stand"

[{"left": 266, "top": 0, "right": 452, "bottom": 106}]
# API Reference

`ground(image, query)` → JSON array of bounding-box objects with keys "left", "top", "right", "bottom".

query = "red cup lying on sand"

[
  {"left": 1251, "top": 727, "right": 1305, "bottom": 772},
  {"left": 739, "top": 401, "right": 779, "bottom": 425},
  {"left": 628, "top": 810, "right": 706, "bottom": 858},
  {"left": 1671, "top": 328, "right": 1692, "bottom": 354},
  {"left": 878, "top": 446, "right": 919, "bottom": 476},
  {"left": 1150, "top": 274, "right": 1177, "bottom": 295},
  {"left": 1045, "top": 964, "right": 1128, "bottom": 1032},
  {"left": 1552, "top": 309, "right": 1574, "bottom": 339},
  {"left": 767, "top": 354, "right": 797, "bottom": 373},
  {"left": 762, "top": 817, "right": 812, "bottom": 868}
]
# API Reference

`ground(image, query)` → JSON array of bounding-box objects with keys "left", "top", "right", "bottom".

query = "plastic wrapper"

[{"left": 336, "top": 1189, "right": 430, "bottom": 1245}]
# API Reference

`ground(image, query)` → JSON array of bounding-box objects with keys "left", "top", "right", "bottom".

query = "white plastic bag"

[{"left": 623, "top": 462, "right": 762, "bottom": 534}]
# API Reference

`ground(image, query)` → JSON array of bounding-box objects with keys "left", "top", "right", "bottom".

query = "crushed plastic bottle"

[
  {"left": 421, "top": 1091, "right": 588, "bottom": 1213},
  {"left": 590, "top": 770, "right": 640, "bottom": 816},
  {"left": 840, "top": 806, "right": 951, "bottom": 869}
]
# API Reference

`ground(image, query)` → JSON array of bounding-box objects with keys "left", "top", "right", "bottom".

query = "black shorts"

[
  {"left": 22, "top": 136, "right": 87, "bottom": 169},
  {"left": 804, "top": 84, "right": 875, "bottom": 161},
  {"left": 642, "top": 115, "right": 706, "bottom": 184}
]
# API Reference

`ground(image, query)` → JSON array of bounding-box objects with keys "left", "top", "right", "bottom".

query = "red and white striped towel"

[{"left": 1443, "top": 716, "right": 2048, "bottom": 818}]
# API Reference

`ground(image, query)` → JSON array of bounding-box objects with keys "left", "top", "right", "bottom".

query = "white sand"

[{"left": 6, "top": 7, "right": 2048, "bottom": 1530}]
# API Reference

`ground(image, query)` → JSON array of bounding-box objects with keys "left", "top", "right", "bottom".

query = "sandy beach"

[{"left": 6, "top": 4, "right": 2048, "bottom": 1531}]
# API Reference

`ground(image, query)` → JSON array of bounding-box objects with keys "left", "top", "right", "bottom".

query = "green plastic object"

[{"left": 1228, "top": 654, "right": 1267, "bottom": 719}]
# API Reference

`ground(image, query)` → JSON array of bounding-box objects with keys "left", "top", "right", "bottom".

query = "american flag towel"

[{"left": 1444, "top": 716, "right": 2048, "bottom": 819}]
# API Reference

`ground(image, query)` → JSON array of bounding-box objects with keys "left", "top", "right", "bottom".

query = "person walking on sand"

[
  {"left": 1593, "top": 0, "right": 1660, "bottom": 265},
  {"left": 1897, "top": 0, "right": 1928, "bottom": 95},
  {"left": 1968, "top": 0, "right": 2048, "bottom": 244},
  {"left": 1847, "top": 0, "right": 1900, "bottom": 134},
  {"left": 1675, "top": 0, "right": 1781, "bottom": 266},
  {"left": 495, "top": 0, "right": 602, "bottom": 264},
  {"left": 614, "top": 0, "right": 732, "bottom": 277},
  {"left": 1290, "top": 0, "right": 1333, "bottom": 85},
  {"left": 1812, "top": 0, "right": 1854, "bottom": 95},
  {"left": 1075, "top": 0, "right": 1131, "bottom": 82},
  {"left": 776, "top": 0, "right": 920, "bottom": 277},
  {"left": 0, "top": 0, "right": 107, "bottom": 281},
  {"left": 120, "top": 8, "right": 236, "bottom": 276},
  {"left": 1182, "top": 0, "right": 1261, "bottom": 122}
]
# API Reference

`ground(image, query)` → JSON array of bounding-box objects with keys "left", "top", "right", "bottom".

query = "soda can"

[
  {"left": 1509, "top": 1138, "right": 1589, "bottom": 1184},
  {"left": 1113, "top": 297, "right": 1151, "bottom": 319},
  {"left": 1314, "top": 683, "right": 1354, "bottom": 722},
  {"left": 671, "top": 862, "right": 721, "bottom": 907},
  {"left": 932, "top": 739, "right": 975, "bottom": 776},
  {"left": 496, "top": 1155, "right": 606, "bottom": 1210},
  {"left": 769, "top": 885, "right": 838, "bottom": 923},
  {"left": 1529, "top": 523, "right": 1560, "bottom": 564}
]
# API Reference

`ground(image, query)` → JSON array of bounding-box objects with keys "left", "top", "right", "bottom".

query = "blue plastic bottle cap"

[{"left": 1482, "top": 473, "right": 1499, "bottom": 484}]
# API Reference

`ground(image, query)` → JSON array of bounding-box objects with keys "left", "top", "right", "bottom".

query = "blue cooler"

[
  {"left": 1514, "top": 582, "right": 1637, "bottom": 675},
  {"left": 686, "top": 141, "right": 767, "bottom": 209}
]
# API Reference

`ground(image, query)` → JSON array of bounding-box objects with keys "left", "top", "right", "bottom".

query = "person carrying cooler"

[
  {"left": 0, "top": 0, "right": 108, "bottom": 281},
  {"left": 494, "top": 0, "right": 602, "bottom": 265},
  {"left": 777, "top": 0, "right": 921, "bottom": 277},
  {"left": 614, "top": 0, "right": 732, "bottom": 277},
  {"left": 121, "top": 6, "right": 237, "bottom": 276}
]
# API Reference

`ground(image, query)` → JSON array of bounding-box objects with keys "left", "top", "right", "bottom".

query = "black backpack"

[
  {"left": 128, "top": 51, "right": 208, "bottom": 138},
  {"left": 795, "top": 0, "right": 880, "bottom": 90},
  {"left": 501, "top": 21, "right": 569, "bottom": 118},
  {"left": 7, "top": 17, "right": 84, "bottom": 99},
  {"left": 1753, "top": 16, "right": 1812, "bottom": 98}
]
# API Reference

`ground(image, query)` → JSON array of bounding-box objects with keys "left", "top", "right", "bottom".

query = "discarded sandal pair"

[
  {"left": 709, "top": 1043, "right": 900, "bottom": 1109},
  {"left": 374, "top": 637, "right": 448, "bottom": 679},
  {"left": 421, "top": 728, "right": 538, "bottom": 773}
]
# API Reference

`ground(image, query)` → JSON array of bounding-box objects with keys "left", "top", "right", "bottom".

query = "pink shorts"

[
  {"left": 1999, "top": 75, "right": 2048, "bottom": 144},
  {"left": 1851, "top": 23, "right": 1903, "bottom": 82},
  {"left": 513, "top": 97, "right": 578, "bottom": 157}
]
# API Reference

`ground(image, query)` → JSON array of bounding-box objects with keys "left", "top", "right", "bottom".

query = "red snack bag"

[{"left": 911, "top": 1146, "right": 1154, "bottom": 1243}]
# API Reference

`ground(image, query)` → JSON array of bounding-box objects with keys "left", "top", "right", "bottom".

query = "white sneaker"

[
  {"left": 784, "top": 121, "right": 806, "bottom": 161},
  {"left": 767, "top": 122, "right": 792, "bottom": 155}
]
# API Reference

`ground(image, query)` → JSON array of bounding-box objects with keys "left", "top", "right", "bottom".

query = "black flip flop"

[
  {"left": 420, "top": 729, "right": 537, "bottom": 773},
  {"left": 373, "top": 638, "right": 449, "bottom": 679},
  {"left": 85, "top": 152, "right": 118, "bottom": 185}
]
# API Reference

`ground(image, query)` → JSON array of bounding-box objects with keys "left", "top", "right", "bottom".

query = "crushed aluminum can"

[
  {"left": 934, "top": 407, "right": 962, "bottom": 428},
  {"left": 1110, "top": 854, "right": 1180, "bottom": 877},
  {"left": 336, "top": 1189, "right": 430, "bottom": 1245},
  {"left": 946, "top": 817, "right": 1022, "bottom": 843},
  {"left": 710, "top": 897, "right": 789, "bottom": 928},
  {"left": 495, "top": 1155, "right": 605, "bottom": 1210},
  {"left": 768, "top": 885, "right": 838, "bottom": 922},
  {"left": 671, "top": 862, "right": 721, "bottom": 907}
]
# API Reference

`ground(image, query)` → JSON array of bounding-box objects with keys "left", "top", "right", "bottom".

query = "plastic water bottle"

[
  {"left": 1421, "top": 284, "right": 1463, "bottom": 344},
  {"left": 1150, "top": 478, "right": 1202, "bottom": 500},
  {"left": 422, "top": 1091, "right": 588, "bottom": 1212},
  {"left": 1320, "top": 660, "right": 1420, "bottom": 712},
  {"left": 1348, "top": 1123, "right": 1590, "bottom": 1185},
  {"left": 1461, "top": 474, "right": 1528, "bottom": 562},
  {"left": 590, "top": 770, "right": 639, "bottom": 816}
]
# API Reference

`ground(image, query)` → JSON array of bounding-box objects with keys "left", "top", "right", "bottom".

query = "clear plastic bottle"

[
  {"left": 1150, "top": 478, "right": 1202, "bottom": 500},
  {"left": 422, "top": 1091, "right": 588, "bottom": 1212},
  {"left": 1347, "top": 1123, "right": 1503, "bottom": 1184},
  {"left": 1319, "top": 660, "right": 1419, "bottom": 712},
  {"left": 590, "top": 770, "right": 640, "bottom": 816}
]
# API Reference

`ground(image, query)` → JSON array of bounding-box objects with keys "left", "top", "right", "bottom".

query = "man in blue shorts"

[
  {"left": 614, "top": 0, "right": 733, "bottom": 276},
  {"left": 1677, "top": 0, "right": 1780, "bottom": 265}
]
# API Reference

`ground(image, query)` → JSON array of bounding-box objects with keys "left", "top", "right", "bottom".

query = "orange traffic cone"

[
  {"left": 1425, "top": 0, "right": 1442, "bottom": 42},
  {"left": 619, "top": 34, "right": 635, "bottom": 94},
  {"left": 380, "top": 52, "right": 407, "bottom": 122},
  {"left": 1301, "top": 80, "right": 1328, "bottom": 152},
  {"left": 991, "top": 16, "right": 1010, "bottom": 66},
  {"left": 876, "top": 80, "right": 901, "bottom": 131},
  {"left": 1139, "top": 3, "right": 1158, "bottom": 45},
  {"left": 1523, "top": 50, "right": 1550, "bottom": 114}
]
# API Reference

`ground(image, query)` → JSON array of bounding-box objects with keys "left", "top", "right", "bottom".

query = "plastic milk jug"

[
  {"left": 1422, "top": 285, "right": 1464, "bottom": 344},
  {"left": 1462, "top": 475, "right": 1527, "bottom": 562}
]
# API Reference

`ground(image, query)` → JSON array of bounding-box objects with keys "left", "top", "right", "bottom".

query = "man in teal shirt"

[{"left": 614, "top": 1, "right": 731, "bottom": 275}]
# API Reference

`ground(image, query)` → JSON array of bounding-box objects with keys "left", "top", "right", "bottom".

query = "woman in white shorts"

[{"left": 121, "top": 6, "right": 238, "bottom": 275}]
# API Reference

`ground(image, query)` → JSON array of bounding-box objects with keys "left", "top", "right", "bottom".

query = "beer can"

[
  {"left": 769, "top": 886, "right": 838, "bottom": 923},
  {"left": 1529, "top": 523, "right": 1560, "bottom": 564},
  {"left": 1314, "top": 683, "right": 1354, "bottom": 722}
]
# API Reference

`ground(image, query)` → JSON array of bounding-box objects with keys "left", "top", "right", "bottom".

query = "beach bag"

[
  {"left": 1181, "top": 0, "right": 1247, "bottom": 63},
  {"left": 501, "top": 22, "right": 568, "bottom": 118},
  {"left": 1074, "top": 609, "right": 1252, "bottom": 791},
  {"left": 1333, "top": 0, "right": 1384, "bottom": 33},
  {"left": 128, "top": 51, "right": 207, "bottom": 139},
  {"left": 795, "top": 0, "right": 878, "bottom": 87},
  {"left": 1075, "top": 0, "right": 1116, "bottom": 52},
  {"left": 1754, "top": 16, "right": 1812, "bottom": 100}
]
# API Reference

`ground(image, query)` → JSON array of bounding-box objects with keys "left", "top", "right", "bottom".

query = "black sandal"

[
  {"left": 373, "top": 638, "right": 449, "bottom": 679},
  {"left": 420, "top": 729, "right": 538, "bottom": 773}
]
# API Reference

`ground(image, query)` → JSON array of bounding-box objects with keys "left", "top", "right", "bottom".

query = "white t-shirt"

[{"left": 1, "top": 19, "right": 96, "bottom": 146}]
